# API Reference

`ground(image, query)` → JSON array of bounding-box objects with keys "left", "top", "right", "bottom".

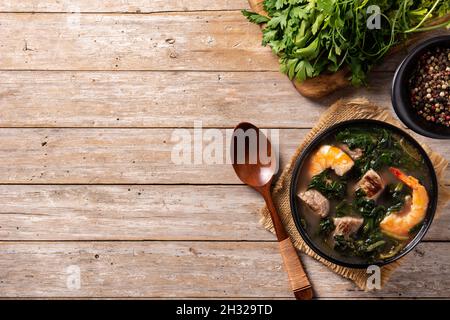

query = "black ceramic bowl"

[
  {"left": 392, "top": 35, "right": 450, "bottom": 139},
  {"left": 289, "top": 119, "right": 438, "bottom": 269}
]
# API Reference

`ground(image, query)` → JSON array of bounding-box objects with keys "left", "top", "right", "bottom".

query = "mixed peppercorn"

[{"left": 409, "top": 47, "right": 450, "bottom": 127}]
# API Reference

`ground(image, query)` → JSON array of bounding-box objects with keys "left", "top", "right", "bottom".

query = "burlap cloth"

[{"left": 260, "top": 98, "right": 450, "bottom": 290}]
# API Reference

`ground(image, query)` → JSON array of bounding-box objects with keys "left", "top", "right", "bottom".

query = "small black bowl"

[
  {"left": 392, "top": 35, "right": 450, "bottom": 139},
  {"left": 289, "top": 119, "right": 438, "bottom": 269}
]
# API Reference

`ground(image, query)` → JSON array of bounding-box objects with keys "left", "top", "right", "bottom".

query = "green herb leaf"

[
  {"left": 312, "top": 14, "right": 325, "bottom": 35},
  {"left": 241, "top": 10, "right": 270, "bottom": 24},
  {"left": 317, "top": 0, "right": 335, "bottom": 14},
  {"left": 319, "top": 217, "right": 335, "bottom": 235},
  {"left": 307, "top": 169, "right": 347, "bottom": 200},
  {"left": 295, "top": 37, "right": 320, "bottom": 59}
]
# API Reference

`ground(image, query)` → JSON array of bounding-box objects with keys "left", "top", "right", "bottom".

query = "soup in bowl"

[{"left": 290, "top": 120, "right": 438, "bottom": 268}]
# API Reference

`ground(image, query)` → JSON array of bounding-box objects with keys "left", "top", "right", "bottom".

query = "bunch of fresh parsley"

[{"left": 243, "top": 0, "right": 449, "bottom": 86}]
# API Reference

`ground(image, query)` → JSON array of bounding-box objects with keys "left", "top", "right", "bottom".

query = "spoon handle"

[
  {"left": 279, "top": 237, "right": 313, "bottom": 300},
  {"left": 263, "top": 191, "right": 313, "bottom": 300}
]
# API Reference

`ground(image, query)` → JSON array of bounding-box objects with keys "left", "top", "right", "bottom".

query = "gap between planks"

[
  {"left": 0, "top": 185, "right": 447, "bottom": 241},
  {"left": 0, "top": 0, "right": 248, "bottom": 14},
  {"left": 0, "top": 241, "right": 448, "bottom": 298},
  {"left": 0, "top": 11, "right": 417, "bottom": 72},
  {"left": 0, "top": 70, "right": 418, "bottom": 128},
  {"left": 0, "top": 10, "right": 244, "bottom": 15},
  {"left": 0, "top": 128, "right": 447, "bottom": 184}
]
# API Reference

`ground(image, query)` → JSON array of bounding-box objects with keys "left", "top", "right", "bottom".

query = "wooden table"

[{"left": 0, "top": 1, "right": 449, "bottom": 299}]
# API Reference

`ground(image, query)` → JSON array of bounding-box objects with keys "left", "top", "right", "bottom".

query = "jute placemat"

[{"left": 260, "top": 98, "right": 450, "bottom": 290}]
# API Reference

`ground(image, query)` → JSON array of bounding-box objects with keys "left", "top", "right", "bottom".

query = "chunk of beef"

[
  {"left": 356, "top": 169, "right": 385, "bottom": 199},
  {"left": 333, "top": 217, "right": 364, "bottom": 239},
  {"left": 298, "top": 189, "right": 330, "bottom": 218},
  {"left": 339, "top": 144, "right": 363, "bottom": 160}
]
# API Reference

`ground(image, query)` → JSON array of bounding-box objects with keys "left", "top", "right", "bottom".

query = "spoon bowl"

[{"left": 231, "top": 122, "right": 276, "bottom": 188}]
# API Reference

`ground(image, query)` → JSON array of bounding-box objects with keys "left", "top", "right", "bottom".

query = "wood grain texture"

[
  {"left": 0, "top": 241, "right": 448, "bottom": 298},
  {"left": 0, "top": 185, "right": 447, "bottom": 241},
  {"left": 0, "top": 128, "right": 447, "bottom": 184},
  {"left": 0, "top": 12, "right": 277, "bottom": 71},
  {"left": 0, "top": 0, "right": 448, "bottom": 300},
  {"left": 279, "top": 238, "right": 312, "bottom": 298},
  {"left": 0, "top": 70, "right": 432, "bottom": 128},
  {"left": 0, "top": 71, "right": 321, "bottom": 128},
  {"left": 0, "top": 185, "right": 270, "bottom": 241},
  {"left": 0, "top": 12, "right": 417, "bottom": 72},
  {"left": 0, "top": 0, "right": 247, "bottom": 13}
]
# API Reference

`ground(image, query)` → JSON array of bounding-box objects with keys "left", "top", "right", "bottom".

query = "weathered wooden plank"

[
  {"left": 0, "top": 71, "right": 321, "bottom": 128},
  {"left": 0, "top": 69, "right": 441, "bottom": 128},
  {"left": 0, "top": 12, "right": 277, "bottom": 71},
  {"left": 0, "top": 185, "right": 271, "bottom": 241},
  {"left": 0, "top": 185, "right": 447, "bottom": 241},
  {"left": 0, "top": 241, "right": 448, "bottom": 298},
  {"left": 0, "top": 0, "right": 247, "bottom": 13},
  {"left": 0, "top": 241, "right": 290, "bottom": 298},
  {"left": 308, "top": 242, "right": 450, "bottom": 298},
  {"left": 0, "top": 12, "right": 423, "bottom": 72},
  {"left": 0, "top": 128, "right": 447, "bottom": 184}
]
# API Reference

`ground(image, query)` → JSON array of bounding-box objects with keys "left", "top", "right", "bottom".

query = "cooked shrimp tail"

[
  {"left": 389, "top": 167, "right": 419, "bottom": 188},
  {"left": 380, "top": 167, "right": 429, "bottom": 239},
  {"left": 309, "top": 145, "right": 354, "bottom": 177}
]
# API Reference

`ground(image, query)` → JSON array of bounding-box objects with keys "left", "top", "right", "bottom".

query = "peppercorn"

[{"left": 409, "top": 47, "right": 450, "bottom": 127}]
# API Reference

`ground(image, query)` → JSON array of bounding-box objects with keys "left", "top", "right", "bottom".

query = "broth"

[{"left": 295, "top": 125, "right": 432, "bottom": 265}]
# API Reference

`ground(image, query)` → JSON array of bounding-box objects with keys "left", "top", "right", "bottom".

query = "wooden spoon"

[
  {"left": 231, "top": 122, "right": 313, "bottom": 300},
  {"left": 247, "top": 0, "right": 450, "bottom": 98}
]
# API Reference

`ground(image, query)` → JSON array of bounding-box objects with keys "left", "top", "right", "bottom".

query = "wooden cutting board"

[{"left": 247, "top": 0, "right": 450, "bottom": 99}]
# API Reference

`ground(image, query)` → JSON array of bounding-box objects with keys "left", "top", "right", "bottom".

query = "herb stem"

[{"left": 404, "top": 0, "right": 442, "bottom": 33}]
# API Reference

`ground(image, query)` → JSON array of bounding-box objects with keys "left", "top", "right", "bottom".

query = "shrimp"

[
  {"left": 380, "top": 167, "right": 429, "bottom": 240},
  {"left": 309, "top": 145, "right": 354, "bottom": 177}
]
